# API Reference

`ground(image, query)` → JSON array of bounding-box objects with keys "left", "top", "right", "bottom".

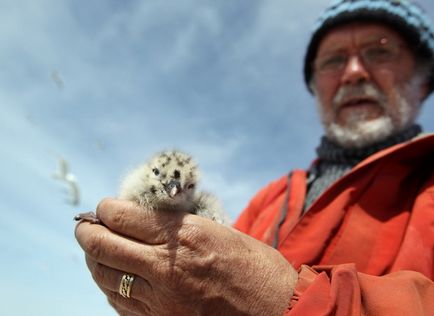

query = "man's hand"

[{"left": 75, "top": 198, "right": 298, "bottom": 316}]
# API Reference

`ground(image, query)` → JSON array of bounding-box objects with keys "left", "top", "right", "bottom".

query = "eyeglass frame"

[{"left": 312, "top": 36, "right": 410, "bottom": 77}]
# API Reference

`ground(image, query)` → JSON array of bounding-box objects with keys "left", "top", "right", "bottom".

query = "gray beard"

[
  {"left": 316, "top": 78, "right": 422, "bottom": 149},
  {"left": 324, "top": 115, "right": 395, "bottom": 149}
]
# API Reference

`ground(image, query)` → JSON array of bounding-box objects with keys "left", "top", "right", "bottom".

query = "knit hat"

[{"left": 304, "top": 0, "right": 434, "bottom": 94}]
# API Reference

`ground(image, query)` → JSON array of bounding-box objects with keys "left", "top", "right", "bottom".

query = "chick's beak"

[{"left": 166, "top": 180, "right": 182, "bottom": 198}]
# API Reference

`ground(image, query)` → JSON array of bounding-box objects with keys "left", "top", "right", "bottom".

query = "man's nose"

[{"left": 340, "top": 54, "right": 370, "bottom": 85}]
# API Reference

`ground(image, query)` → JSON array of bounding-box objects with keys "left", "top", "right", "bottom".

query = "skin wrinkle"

[
  {"left": 187, "top": 242, "right": 243, "bottom": 314},
  {"left": 76, "top": 194, "right": 298, "bottom": 315},
  {"left": 106, "top": 288, "right": 150, "bottom": 315},
  {"left": 84, "top": 229, "right": 110, "bottom": 263},
  {"left": 88, "top": 258, "right": 108, "bottom": 286}
]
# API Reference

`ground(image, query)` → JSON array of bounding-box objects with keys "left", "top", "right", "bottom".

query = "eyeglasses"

[{"left": 313, "top": 38, "right": 408, "bottom": 75}]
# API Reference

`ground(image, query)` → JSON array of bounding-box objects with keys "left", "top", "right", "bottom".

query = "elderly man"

[{"left": 75, "top": 0, "right": 434, "bottom": 315}]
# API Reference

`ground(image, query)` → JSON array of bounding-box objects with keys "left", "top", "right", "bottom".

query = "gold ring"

[{"left": 119, "top": 274, "right": 135, "bottom": 298}]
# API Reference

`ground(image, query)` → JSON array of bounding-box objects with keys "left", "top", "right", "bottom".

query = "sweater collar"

[{"left": 316, "top": 125, "right": 422, "bottom": 165}]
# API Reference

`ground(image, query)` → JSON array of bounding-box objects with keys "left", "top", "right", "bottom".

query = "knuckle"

[
  {"left": 96, "top": 197, "right": 113, "bottom": 214},
  {"left": 132, "top": 300, "right": 150, "bottom": 315},
  {"left": 108, "top": 292, "right": 149, "bottom": 315},
  {"left": 109, "top": 207, "right": 128, "bottom": 229},
  {"left": 86, "top": 233, "right": 106, "bottom": 260},
  {"left": 91, "top": 262, "right": 106, "bottom": 284},
  {"left": 97, "top": 198, "right": 129, "bottom": 230},
  {"left": 106, "top": 291, "right": 119, "bottom": 305},
  {"left": 179, "top": 221, "right": 208, "bottom": 246}
]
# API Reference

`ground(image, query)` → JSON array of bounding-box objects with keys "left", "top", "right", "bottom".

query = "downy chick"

[
  {"left": 75, "top": 150, "right": 229, "bottom": 225},
  {"left": 119, "top": 150, "right": 230, "bottom": 225}
]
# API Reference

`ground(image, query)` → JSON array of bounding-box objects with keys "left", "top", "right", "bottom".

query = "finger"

[
  {"left": 95, "top": 197, "right": 189, "bottom": 243},
  {"left": 108, "top": 299, "right": 141, "bottom": 316},
  {"left": 75, "top": 221, "right": 160, "bottom": 279},
  {"left": 100, "top": 286, "right": 150, "bottom": 316},
  {"left": 86, "top": 255, "right": 153, "bottom": 304}
]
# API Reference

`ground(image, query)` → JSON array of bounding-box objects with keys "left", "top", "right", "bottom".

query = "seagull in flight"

[{"left": 53, "top": 157, "right": 80, "bottom": 206}]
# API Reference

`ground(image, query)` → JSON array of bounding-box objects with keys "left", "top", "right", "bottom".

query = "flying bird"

[
  {"left": 75, "top": 150, "right": 229, "bottom": 225},
  {"left": 51, "top": 70, "right": 64, "bottom": 90},
  {"left": 53, "top": 157, "right": 80, "bottom": 206}
]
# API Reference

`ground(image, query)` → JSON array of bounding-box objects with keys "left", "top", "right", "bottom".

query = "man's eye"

[
  {"left": 363, "top": 47, "right": 395, "bottom": 63},
  {"left": 152, "top": 168, "right": 160, "bottom": 176},
  {"left": 317, "top": 55, "right": 347, "bottom": 71}
]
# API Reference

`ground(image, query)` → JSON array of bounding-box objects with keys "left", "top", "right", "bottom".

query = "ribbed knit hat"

[{"left": 304, "top": 0, "right": 434, "bottom": 94}]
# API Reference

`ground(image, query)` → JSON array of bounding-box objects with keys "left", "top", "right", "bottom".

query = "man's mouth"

[
  {"left": 333, "top": 95, "right": 384, "bottom": 123},
  {"left": 340, "top": 97, "right": 379, "bottom": 108}
]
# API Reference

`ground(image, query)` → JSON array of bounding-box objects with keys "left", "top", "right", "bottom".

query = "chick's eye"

[
  {"left": 187, "top": 184, "right": 195, "bottom": 189},
  {"left": 152, "top": 168, "right": 160, "bottom": 176}
]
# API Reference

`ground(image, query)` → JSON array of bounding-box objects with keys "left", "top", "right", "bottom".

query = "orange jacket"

[{"left": 234, "top": 134, "right": 434, "bottom": 315}]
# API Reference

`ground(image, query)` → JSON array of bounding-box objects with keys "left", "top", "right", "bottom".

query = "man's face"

[{"left": 311, "top": 22, "right": 427, "bottom": 148}]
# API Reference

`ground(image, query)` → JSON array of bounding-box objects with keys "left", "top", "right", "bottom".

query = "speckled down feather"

[{"left": 119, "top": 150, "right": 230, "bottom": 225}]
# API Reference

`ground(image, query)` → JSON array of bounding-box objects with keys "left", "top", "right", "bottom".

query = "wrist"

[{"left": 248, "top": 247, "right": 298, "bottom": 316}]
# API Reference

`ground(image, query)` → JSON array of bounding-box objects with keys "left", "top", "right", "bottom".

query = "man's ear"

[
  {"left": 419, "top": 78, "right": 431, "bottom": 102},
  {"left": 309, "top": 78, "right": 317, "bottom": 95},
  {"left": 418, "top": 65, "right": 434, "bottom": 101}
]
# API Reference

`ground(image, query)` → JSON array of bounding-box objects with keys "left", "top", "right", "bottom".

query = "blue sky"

[{"left": 1, "top": 0, "right": 434, "bottom": 315}]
